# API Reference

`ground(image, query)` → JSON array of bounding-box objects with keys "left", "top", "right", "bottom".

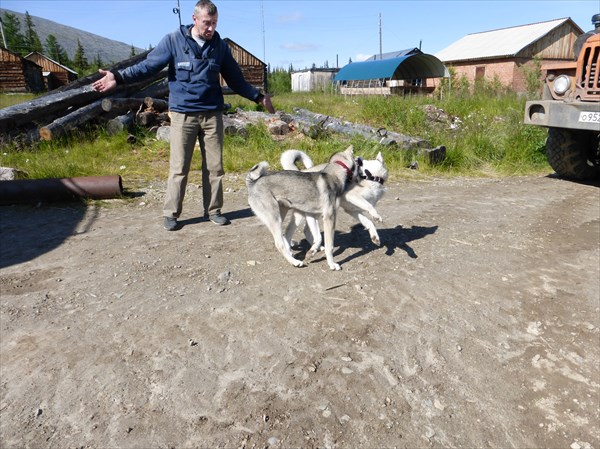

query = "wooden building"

[
  {"left": 24, "top": 52, "right": 78, "bottom": 90},
  {"left": 223, "top": 38, "right": 267, "bottom": 92},
  {"left": 434, "top": 18, "right": 583, "bottom": 94},
  {"left": 0, "top": 47, "right": 44, "bottom": 93}
]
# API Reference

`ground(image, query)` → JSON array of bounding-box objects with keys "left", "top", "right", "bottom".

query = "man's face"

[{"left": 193, "top": 8, "right": 218, "bottom": 40}]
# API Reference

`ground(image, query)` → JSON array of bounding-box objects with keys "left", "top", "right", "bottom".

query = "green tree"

[
  {"left": 267, "top": 67, "right": 291, "bottom": 94},
  {"left": 2, "top": 12, "right": 26, "bottom": 55},
  {"left": 23, "top": 11, "right": 43, "bottom": 54},
  {"left": 129, "top": 45, "right": 136, "bottom": 57},
  {"left": 522, "top": 57, "right": 542, "bottom": 98},
  {"left": 73, "top": 38, "right": 88, "bottom": 73},
  {"left": 90, "top": 53, "right": 104, "bottom": 72},
  {"left": 44, "top": 34, "right": 70, "bottom": 66}
]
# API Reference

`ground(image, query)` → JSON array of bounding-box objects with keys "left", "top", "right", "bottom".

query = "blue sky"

[{"left": 2, "top": 0, "right": 598, "bottom": 69}]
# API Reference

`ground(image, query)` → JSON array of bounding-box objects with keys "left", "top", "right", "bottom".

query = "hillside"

[{"left": 0, "top": 9, "right": 146, "bottom": 64}]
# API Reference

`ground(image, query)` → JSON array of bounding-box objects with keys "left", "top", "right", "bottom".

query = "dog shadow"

[{"left": 295, "top": 223, "right": 438, "bottom": 265}]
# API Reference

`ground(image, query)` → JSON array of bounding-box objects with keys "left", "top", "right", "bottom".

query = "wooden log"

[
  {"left": 101, "top": 97, "right": 145, "bottom": 113},
  {"left": 156, "top": 112, "right": 170, "bottom": 124},
  {"left": 291, "top": 107, "right": 430, "bottom": 149},
  {"left": 133, "top": 78, "right": 169, "bottom": 99},
  {"left": 39, "top": 100, "right": 105, "bottom": 141},
  {"left": 136, "top": 111, "right": 156, "bottom": 127},
  {"left": 107, "top": 112, "right": 135, "bottom": 135},
  {"left": 0, "top": 71, "right": 167, "bottom": 134},
  {"left": 143, "top": 97, "right": 169, "bottom": 112},
  {"left": 223, "top": 116, "right": 249, "bottom": 138},
  {"left": 0, "top": 85, "right": 103, "bottom": 133}
]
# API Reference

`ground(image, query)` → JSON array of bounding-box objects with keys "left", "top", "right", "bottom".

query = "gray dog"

[{"left": 246, "top": 146, "right": 357, "bottom": 270}]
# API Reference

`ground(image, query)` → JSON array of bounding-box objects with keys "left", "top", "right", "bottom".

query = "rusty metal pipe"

[{"left": 0, "top": 175, "right": 123, "bottom": 204}]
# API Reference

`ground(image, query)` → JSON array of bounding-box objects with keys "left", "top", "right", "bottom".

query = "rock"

[
  {"left": 0, "top": 167, "right": 28, "bottom": 180},
  {"left": 217, "top": 271, "right": 231, "bottom": 283}
]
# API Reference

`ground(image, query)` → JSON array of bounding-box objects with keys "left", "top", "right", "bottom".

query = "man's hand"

[
  {"left": 261, "top": 94, "right": 275, "bottom": 114},
  {"left": 91, "top": 69, "right": 117, "bottom": 93}
]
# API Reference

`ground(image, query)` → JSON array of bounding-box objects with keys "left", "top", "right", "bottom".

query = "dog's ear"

[
  {"left": 365, "top": 169, "right": 373, "bottom": 178},
  {"left": 345, "top": 145, "right": 354, "bottom": 156},
  {"left": 356, "top": 157, "right": 363, "bottom": 167},
  {"left": 376, "top": 152, "right": 384, "bottom": 163}
]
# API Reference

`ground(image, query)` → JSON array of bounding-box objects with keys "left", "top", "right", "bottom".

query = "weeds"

[{"left": 0, "top": 91, "right": 550, "bottom": 182}]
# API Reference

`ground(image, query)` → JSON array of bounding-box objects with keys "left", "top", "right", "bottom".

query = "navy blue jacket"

[{"left": 116, "top": 26, "right": 261, "bottom": 112}]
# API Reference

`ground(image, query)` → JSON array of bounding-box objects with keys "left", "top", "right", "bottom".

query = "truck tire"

[{"left": 545, "top": 128, "right": 600, "bottom": 180}]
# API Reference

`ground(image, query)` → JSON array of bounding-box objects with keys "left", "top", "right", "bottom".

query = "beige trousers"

[{"left": 163, "top": 110, "right": 224, "bottom": 218}]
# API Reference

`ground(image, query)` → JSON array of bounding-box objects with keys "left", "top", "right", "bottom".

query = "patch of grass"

[
  {"left": 1, "top": 91, "right": 550, "bottom": 182},
  {"left": 0, "top": 93, "right": 37, "bottom": 108}
]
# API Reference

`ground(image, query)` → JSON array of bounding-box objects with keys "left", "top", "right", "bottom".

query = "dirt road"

[{"left": 1, "top": 174, "right": 598, "bottom": 448}]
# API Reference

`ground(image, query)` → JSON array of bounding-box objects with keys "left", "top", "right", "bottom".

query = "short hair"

[{"left": 195, "top": 0, "right": 218, "bottom": 16}]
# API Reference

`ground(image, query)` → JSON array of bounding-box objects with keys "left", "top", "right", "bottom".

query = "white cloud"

[
  {"left": 355, "top": 53, "right": 371, "bottom": 62},
  {"left": 277, "top": 12, "right": 303, "bottom": 23},
  {"left": 281, "top": 43, "right": 319, "bottom": 52}
]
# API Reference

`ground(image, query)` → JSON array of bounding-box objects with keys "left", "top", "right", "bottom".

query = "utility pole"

[{"left": 379, "top": 13, "right": 382, "bottom": 60}]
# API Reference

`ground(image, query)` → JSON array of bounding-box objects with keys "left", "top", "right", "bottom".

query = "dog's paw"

[
  {"left": 291, "top": 258, "right": 305, "bottom": 268},
  {"left": 329, "top": 263, "right": 342, "bottom": 271},
  {"left": 371, "top": 234, "right": 381, "bottom": 246},
  {"left": 372, "top": 214, "right": 383, "bottom": 223}
]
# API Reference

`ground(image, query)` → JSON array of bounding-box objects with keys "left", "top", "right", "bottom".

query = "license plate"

[{"left": 578, "top": 111, "right": 600, "bottom": 124}]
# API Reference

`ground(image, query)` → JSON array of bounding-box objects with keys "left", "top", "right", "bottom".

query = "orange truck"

[{"left": 524, "top": 14, "right": 600, "bottom": 180}]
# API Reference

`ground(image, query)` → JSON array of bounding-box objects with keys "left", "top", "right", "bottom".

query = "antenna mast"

[
  {"left": 173, "top": 0, "right": 182, "bottom": 27},
  {"left": 261, "top": 0, "right": 266, "bottom": 63},
  {"left": 379, "top": 13, "right": 382, "bottom": 60}
]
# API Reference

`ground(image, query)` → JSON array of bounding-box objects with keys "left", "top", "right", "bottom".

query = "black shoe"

[
  {"left": 163, "top": 216, "right": 180, "bottom": 231},
  {"left": 209, "top": 213, "right": 230, "bottom": 226}
]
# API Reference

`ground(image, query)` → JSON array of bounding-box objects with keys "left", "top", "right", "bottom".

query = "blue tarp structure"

[{"left": 334, "top": 53, "right": 449, "bottom": 82}]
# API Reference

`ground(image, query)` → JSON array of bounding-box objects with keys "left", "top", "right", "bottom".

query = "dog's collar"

[
  {"left": 360, "top": 170, "right": 385, "bottom": 185},
  {"left": 335, "top": 160, "right": 354, "bottom": 182}
]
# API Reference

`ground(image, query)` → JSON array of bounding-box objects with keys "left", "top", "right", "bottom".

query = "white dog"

[{"left": 281, "top": 148, "right": 388, "bottom": 247}]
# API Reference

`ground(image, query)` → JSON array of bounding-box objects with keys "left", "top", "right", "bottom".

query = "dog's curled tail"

[
  {"left": 280, "top": 149, "right": 314, "bottom": 171},
  {"left": 246, "top": 161, "right": 269, "bottom": 183}
]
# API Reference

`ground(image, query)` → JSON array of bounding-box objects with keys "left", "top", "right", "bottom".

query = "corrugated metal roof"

[
  {"left": 435, "top": 17, "right": 578, "bottom": 62},
  {"left": 334, "top": 53, "right": 448, "bottom": 82}
]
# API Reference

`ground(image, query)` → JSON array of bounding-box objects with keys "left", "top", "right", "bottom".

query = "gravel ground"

[{"left": 1, "top": 173, "right": 599, "bottom": 449}]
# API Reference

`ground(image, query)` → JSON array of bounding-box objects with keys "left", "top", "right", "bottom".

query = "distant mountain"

[{"left": 0, "top": 9, "right": 146, "bottom": 64}]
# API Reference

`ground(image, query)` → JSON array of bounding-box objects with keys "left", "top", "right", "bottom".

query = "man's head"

[{"left": 192, "top": 0, "right": 218, "bottom": 40}]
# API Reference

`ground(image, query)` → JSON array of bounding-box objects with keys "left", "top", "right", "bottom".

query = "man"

[{"left": 92, "top": 0, "right": 274, "bottom": 230}]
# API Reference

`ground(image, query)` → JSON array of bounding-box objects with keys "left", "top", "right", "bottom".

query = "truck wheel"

[{"left": 546, "top": 128, "right": 600, "bottom": 180}]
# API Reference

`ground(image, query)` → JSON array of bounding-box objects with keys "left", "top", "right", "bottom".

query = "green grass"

[{"left": 0, "top": 91, "right": 551, "bottom": 185}]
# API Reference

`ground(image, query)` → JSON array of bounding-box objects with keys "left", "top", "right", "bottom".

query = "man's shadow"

[
  {"left": 177, "top": 207, "right": 255, "bottom": 227},
  {"left": 294, "top": 223, "right": 438, "bottom": 265}
]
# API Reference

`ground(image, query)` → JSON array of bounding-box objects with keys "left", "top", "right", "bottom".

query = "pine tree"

[
  {"left": 44, "top": 34, "right": 70, "bottom": 66},
  {"left": 23, "top": 11, "right": 43, "bottom": 54},
  {"left": 2, "top": 11, "right": 26, "bottom": 55},
  {"left": 91, "top": 53, "right": 104, "bottom": 72},
  {"left": 129, "top": 45, "right": 136, "bottom": 57},
  {"left": 73, "top": 38, "right": 88, "bottom": 73}
]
